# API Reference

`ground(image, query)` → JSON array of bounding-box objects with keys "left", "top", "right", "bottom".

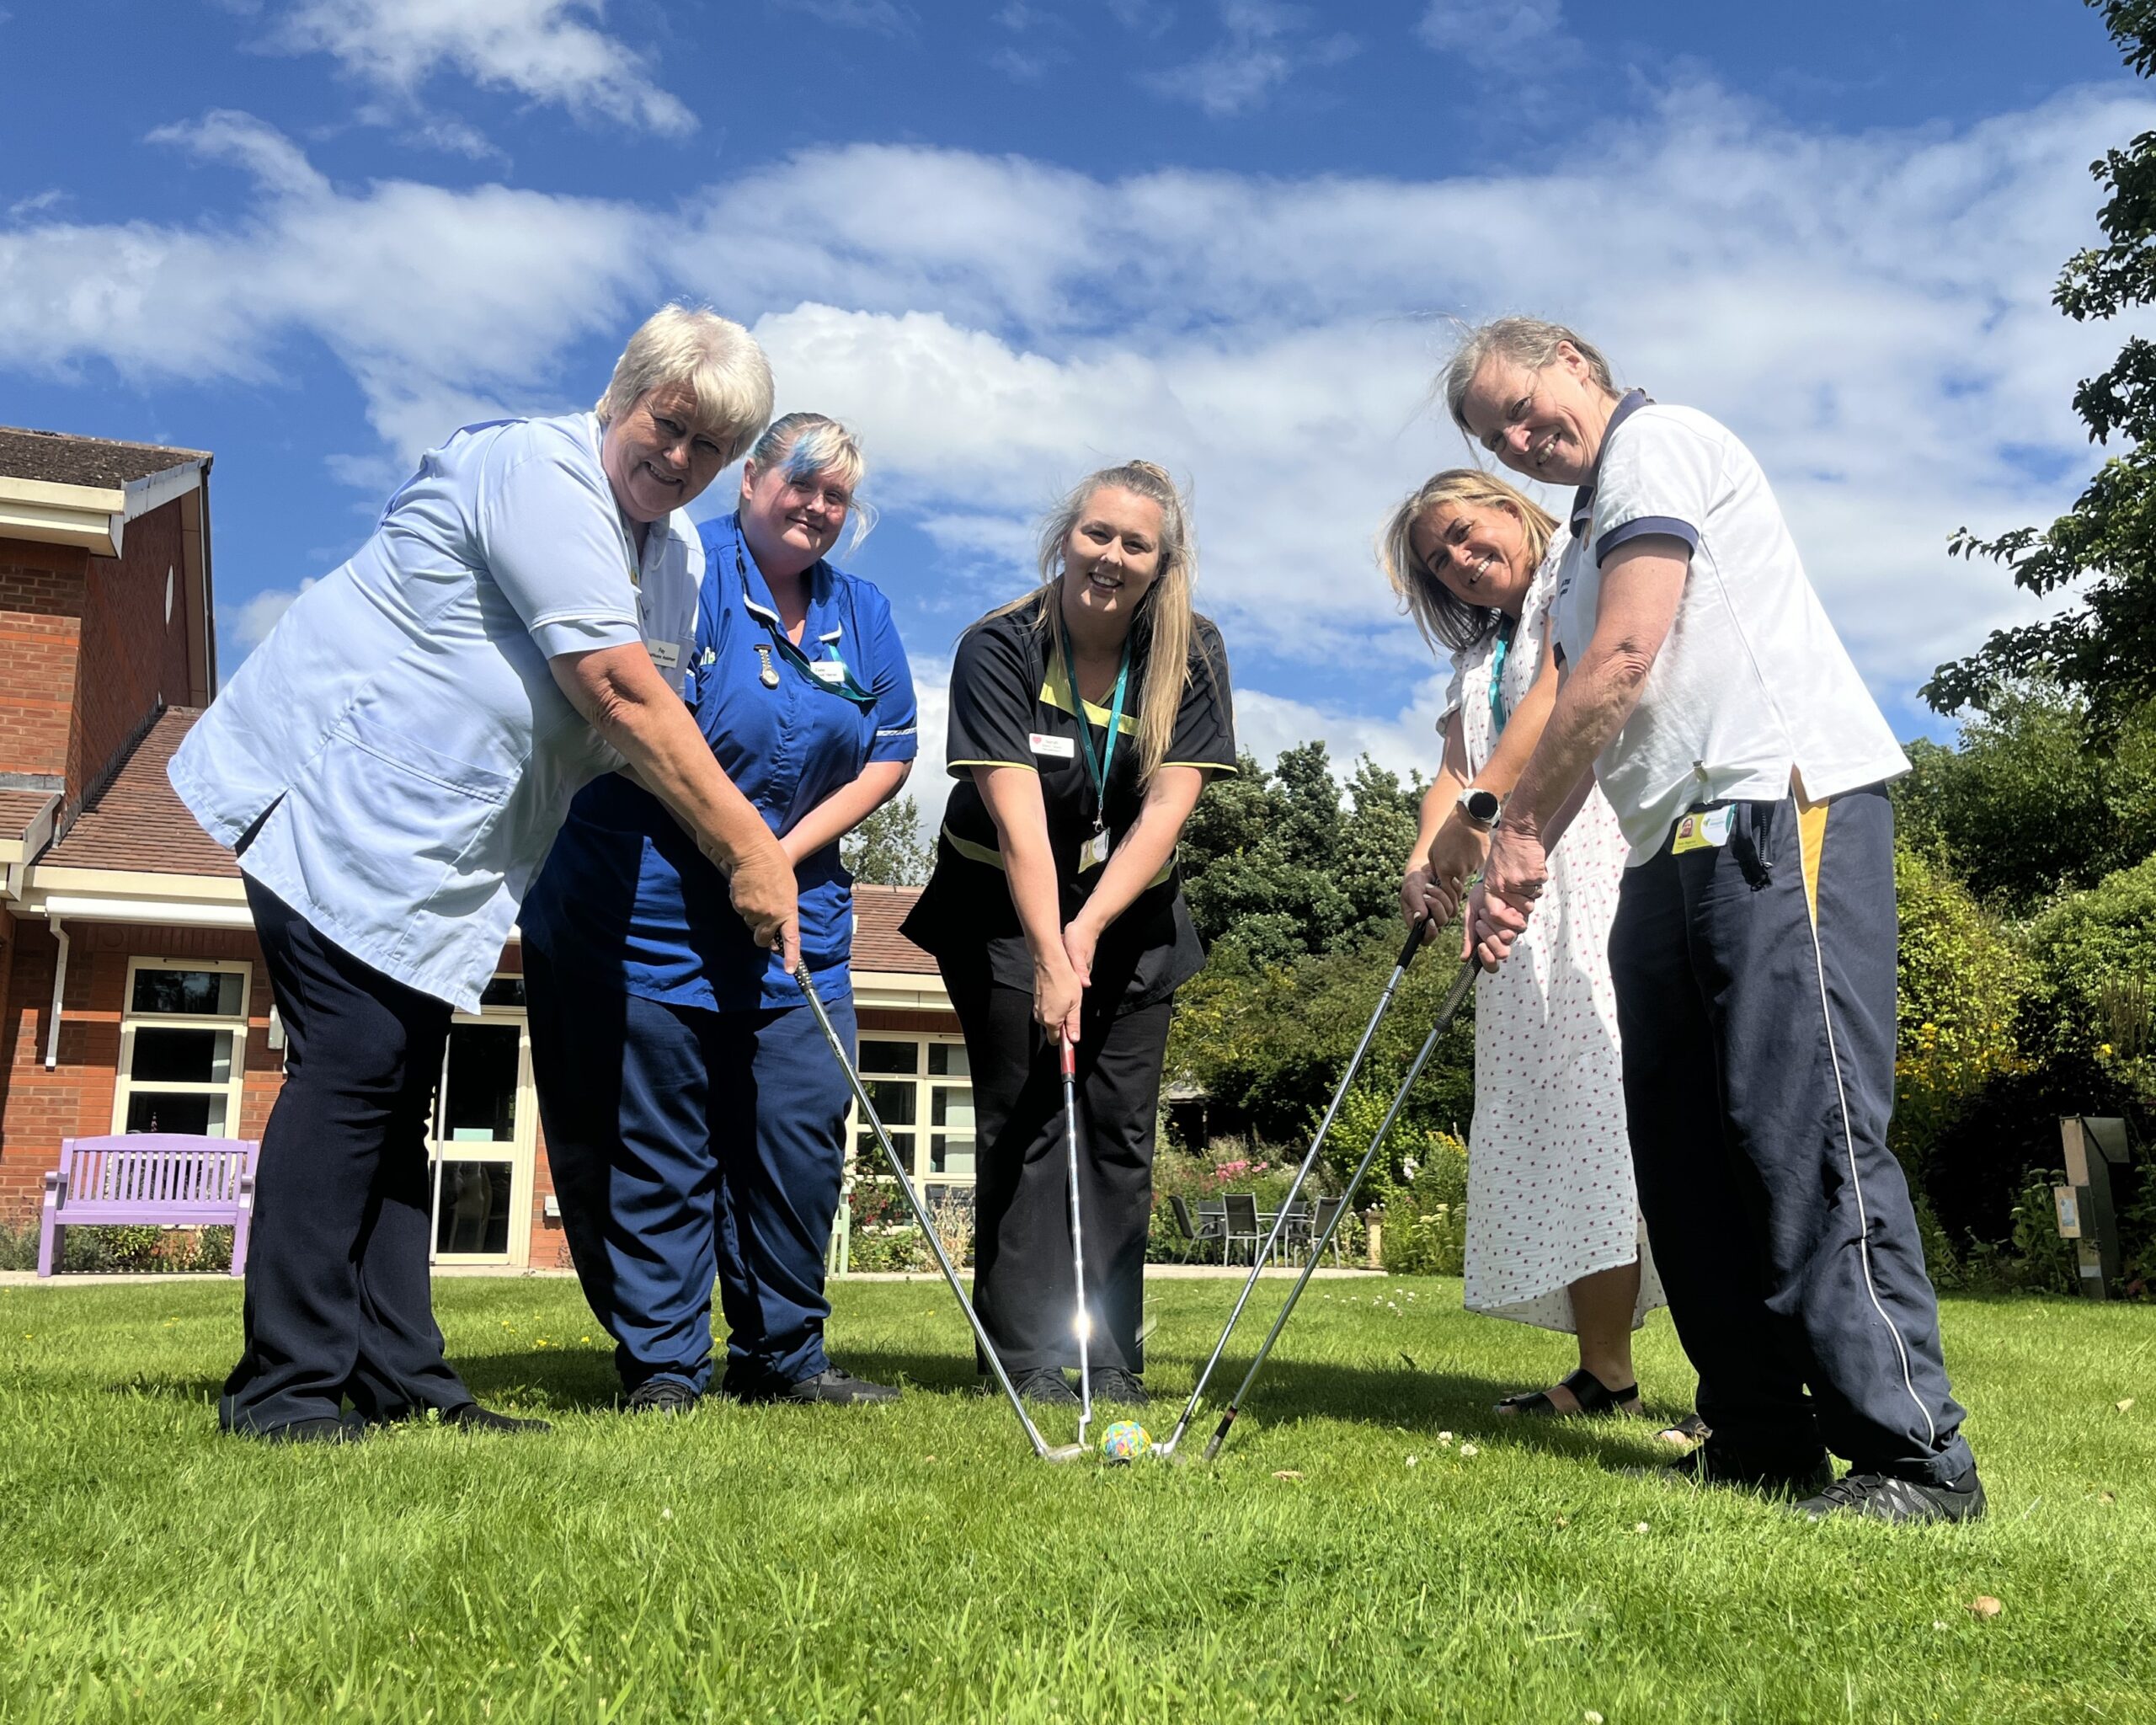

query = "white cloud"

[
  {"left": 1148, "top": 0, "right": 1358, "bottom": 118},
  {"left": 3, "top": 83, "right": 2148, "bottom": 770},
  {"left": 768, "top": 0, "right": 913, "bottom": 35},
  {"left": 1417, "top": 0, "right": 1575, "bottom": 74},
  {"left": 7, "top": 189, "right": 67, "bottom": 221},
  {"left": 269, "top": 0, "right": 696, "bottom": 136},
  {"left": 232, "top": 579, "right": 317, "bottom": 649}
]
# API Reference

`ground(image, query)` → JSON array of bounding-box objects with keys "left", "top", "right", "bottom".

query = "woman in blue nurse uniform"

[{"left": 523, "top": 412, "right": 917, "bottom": 1412}]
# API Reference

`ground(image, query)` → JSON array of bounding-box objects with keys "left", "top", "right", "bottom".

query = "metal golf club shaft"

[
  {"left": 1159, "top": 914, "right": 1433, "bottom": 1457},
  {"left": 795, "top": 966, "right": 1086, "bottom": 1463},
  {"left": 1061, "top": 1032, "right": 1093, "bottom": 1449},
  {"left": 1201, "top": 957, "right": 1479, "bottom": 1463}
]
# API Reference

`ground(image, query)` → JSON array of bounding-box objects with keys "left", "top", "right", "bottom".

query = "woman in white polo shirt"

[
  {"left": 169, "top": 306, "right": 795, "bottom": 1445},
  {"left": 1448, "top": 317, "right": 1983, "bottom": 1525}
]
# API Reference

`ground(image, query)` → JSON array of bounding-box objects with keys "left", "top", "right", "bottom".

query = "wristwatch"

[{"left": 1457, "top": 786, "right": 1502, "bottom": 831}]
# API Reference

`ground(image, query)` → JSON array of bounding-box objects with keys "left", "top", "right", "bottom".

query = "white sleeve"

[
  {"left": 1591, "top": 409, "right": 1718, "bottom": 568},
  {"left": 474, "top": 435, "right": 644, "bottom": 660},
  {"left": 1437, "top": 649, "right": 1470, "bottom": 728}
]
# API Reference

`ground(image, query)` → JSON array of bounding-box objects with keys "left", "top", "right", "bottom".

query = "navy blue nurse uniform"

[{"left": 520, "top": 512, "right": 917, "bottom": 1396}]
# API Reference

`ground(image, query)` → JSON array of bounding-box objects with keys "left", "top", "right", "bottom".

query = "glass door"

[{"left": 428, "top": 979, "right": 535, "bottom": 1266}]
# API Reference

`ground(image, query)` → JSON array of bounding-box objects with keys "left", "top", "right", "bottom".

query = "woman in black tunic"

[{"left": 903, "top": 461, "right": 1236, "bottom": 1405}]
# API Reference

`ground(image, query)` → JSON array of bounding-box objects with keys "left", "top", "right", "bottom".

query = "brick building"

[{"left": 0, "top": 426, "right": 966, "bottom": 1269}]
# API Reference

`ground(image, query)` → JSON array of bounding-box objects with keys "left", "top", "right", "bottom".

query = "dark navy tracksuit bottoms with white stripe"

[{"left": 1609, "top": 784, "right": 1973, "bottom": 1485}]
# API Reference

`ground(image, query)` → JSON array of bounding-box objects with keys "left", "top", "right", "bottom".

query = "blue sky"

[{"left": 2, "top": 1, "right": 2147, "bottom": 824}]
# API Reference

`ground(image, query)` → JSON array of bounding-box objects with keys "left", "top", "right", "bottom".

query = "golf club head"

[{"left": 1039, "top": 1442, "right": 1090, "bottom": 1464}]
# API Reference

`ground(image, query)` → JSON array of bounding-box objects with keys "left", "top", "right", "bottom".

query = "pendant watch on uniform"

[{"left": 755, "top": 644, "right": 780, "bottom": 688}]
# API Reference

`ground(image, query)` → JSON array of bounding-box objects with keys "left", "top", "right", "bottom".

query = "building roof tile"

[
  {"left": 43, "top": 708, "right": 236, "bottom": 878},
  {"left": 0, "top": 425, "right": 212, "bottom": 491}
]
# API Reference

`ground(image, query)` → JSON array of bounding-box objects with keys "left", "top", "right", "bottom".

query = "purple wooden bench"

[{"left": 38, "top": 1135, "right": 259, "bottom": 1278}]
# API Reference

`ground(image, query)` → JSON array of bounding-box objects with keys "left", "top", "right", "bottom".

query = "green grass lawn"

[{"left": 1, "top": 1276, "right": 2149, "bottom": 1723}]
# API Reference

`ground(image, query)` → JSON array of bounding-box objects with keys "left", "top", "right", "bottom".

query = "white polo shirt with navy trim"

[{"left": 1550, "top": 392, "right": 1908, "bottom": 861}]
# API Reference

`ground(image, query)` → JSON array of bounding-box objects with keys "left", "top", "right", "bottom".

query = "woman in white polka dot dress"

[{"left": 1381, "top": 468, "right": 1673, "bottom": 1423}]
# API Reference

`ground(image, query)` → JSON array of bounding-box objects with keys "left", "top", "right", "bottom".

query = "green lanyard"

[
  {"left": 1487, "top": 614, "right": 1519, "bottom": 740},
  {"left": 1058, "top": 619, "right": 1131, "bottom": 839}
]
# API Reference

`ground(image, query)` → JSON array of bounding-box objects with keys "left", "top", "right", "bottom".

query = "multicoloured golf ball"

[{"left": 1100, "top": 1420, "right": 1150, "bottom": 1462}]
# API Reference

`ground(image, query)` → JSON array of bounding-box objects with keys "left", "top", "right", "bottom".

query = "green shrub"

[
  {"left": 2023, "top": 852, "right": 2156, "bottom": 1108},
  {"left": 0, "top": 1220, "right": 234, "bottom": 1274},
  {"left": 1379, "top": 1130, "right": 1468, "bottom": 1277},
  {"left": 1893, "top": 841, "right": 2027, "bottom": 1180}
]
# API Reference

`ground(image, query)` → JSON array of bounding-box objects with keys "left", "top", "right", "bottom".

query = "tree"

[
  {"left": 1924, "top": 1, "right": 2156, "bottom": 734},
  {"left": 1892, "top": 681, "right": 2156, "bottom": 911},
  {"left": 842, "top": 793, "right": 931, "bottom": 886},
  {"left": 1179, "top": 741, "right": 1425, "bottom": 969}
]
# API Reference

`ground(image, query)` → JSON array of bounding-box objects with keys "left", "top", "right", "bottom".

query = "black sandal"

[{"left": 1493, "top": 1367, "right": 1641, "bottom": 1418}]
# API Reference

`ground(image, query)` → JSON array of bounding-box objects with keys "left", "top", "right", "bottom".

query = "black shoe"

[
  {"left": 741, "top": 1365, "right": 899, "bottom": 1406},
  {"left": 1009, "top": 1368, "right": 1081, "bottom": 1407},
  {"left": 253, "top": 1414, "right": 367, "bottom": 1445},
  {"left": 1631, "top": 1443, "right": 1834, "bottom": 1498},
  {"left": 1091, "top": 1367, "right": 1149, "bottom": 1406},
  {"left": 443, "top": 1402, "right": 551, "bottom": 1434},
  {"left": 626, "top": 1379, "right": 701, "bottom": 1415},
  {"left": 1794, "top": 1467, "right": 1988, "bottom": 1525}
]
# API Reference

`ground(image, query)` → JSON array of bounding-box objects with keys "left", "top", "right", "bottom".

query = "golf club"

[
  {"left": 795, "top": 964, "right": 1088, "bottom": 1464},
  {"left": 1199, "top": 954, "right": 1481, "bottom": 1463},
  {"left": 1061, "top": 1031, "right": 1093, "bottom": 1448},
  {"left": 1157, "top": 913, "right": 1433, "bottom": 1459}
]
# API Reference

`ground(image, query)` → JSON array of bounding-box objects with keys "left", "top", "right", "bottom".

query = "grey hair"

[
  {"left": 595, "top": 303, "right": 773, "bottom": 468},
  {"left": 1440, "top": 316, "right": 1619, "bottom": 436},
  {"left": 745, "top": 411, "right": 877, "bottom": 554}
]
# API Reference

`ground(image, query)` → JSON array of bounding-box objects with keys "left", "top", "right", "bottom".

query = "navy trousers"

[
  {"left": 526, "top": 948, "right": 855, "bottom": 1395},
  {"left": 1609, "top": 786, "right": 1973, "bottom": 1484},
  {"left": 223, "top": 878, "right": 472, "bottom": 1432},
  {"left": 943, "top": 965, "right": 1172, "bottom": 1376}
]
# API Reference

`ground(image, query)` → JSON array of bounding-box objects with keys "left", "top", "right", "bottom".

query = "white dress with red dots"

[{"left": 1442, "top": 530, "right": 1667, "bottom": 1333}]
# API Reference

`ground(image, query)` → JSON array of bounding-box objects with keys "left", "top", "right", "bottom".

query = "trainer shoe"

[
  {"left": 745, "top": 1365, "right": 899, "bottom": 1406},
  {"left": 1009, "top": 1368, "right": 1081, "bottom": 1406},
  {"left": 443, "top": 1402, "right": 552, "bottom": 1434},
  {"left": 1630, "top": 1443, "right": 1833, "bottom": 1498},
  {"left": 1794, "top": 1466, "right": 1988, "bottom": 1525},
  {"left": 1091, "top": 1367, "right": 1149, "bottom": 1406},
  {"left": 626, "top": 1379, "right": 700, "bottom": 1415}
]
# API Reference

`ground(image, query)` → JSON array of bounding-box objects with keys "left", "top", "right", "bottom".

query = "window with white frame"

[
  {"left": 852, "top": 1033, "right": 974, "bottom": 1201},
  {"left": 114, "top": 959, "right": 252, "bottom": 1137}
]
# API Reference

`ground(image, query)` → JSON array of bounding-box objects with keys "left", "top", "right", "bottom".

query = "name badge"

[
  {"left": 1671, "top": 806, "right": 1734, "bottom": 854},
  {"left": 645, "top": 639, "right": 681, "bottom": 670},
  {"left": 812, "top": 660, "right": 846, "bottom": 685},
  {"left": 1029, "top": 732, "right": 1075, "bottom": 760}
]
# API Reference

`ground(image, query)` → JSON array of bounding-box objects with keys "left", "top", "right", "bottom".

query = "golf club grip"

[
  {"left": 1059, "top": 1033, "right": 1076, "bottom": 1079},
  {"left": 1395, "top": 912, "right": 1433, "bottom": 973}
]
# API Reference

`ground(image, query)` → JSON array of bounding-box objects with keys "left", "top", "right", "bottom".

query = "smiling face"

[
  {"left": 739, "top": 451, "right": 851, "bottom": 579},
  {"left": 1410, "top": 497, "right": 1537, "bottom": 618},
  {"left": 1059, "top": 485, "right": 1165, "bottom": 634},
  {"left": 600, "top": 383, "right": 731, "bottom": 522},
  {"left": 1456, "top": 342, "right": 1618, "bottom": 488}
]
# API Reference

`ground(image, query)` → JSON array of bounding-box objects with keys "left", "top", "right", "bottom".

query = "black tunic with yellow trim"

[{"left": 900, "top": 594, "right": 1237, "bottom": 1011}]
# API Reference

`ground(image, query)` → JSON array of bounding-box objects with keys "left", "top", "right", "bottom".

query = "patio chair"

[
  {"left": 1168, "top": 1194, "right": 1225, "bottom": 1263},
  {"left": 1310, "top": 1195, "right": 1347, "bottom": 1265},
  {"left": 1223, "top": 1192, "right": 1263, "bottom": 1266}
]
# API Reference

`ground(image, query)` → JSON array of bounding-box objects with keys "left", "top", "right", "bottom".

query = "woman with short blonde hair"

[{"left": 170, "top": 302, "right": 786, "bottom": 1441}]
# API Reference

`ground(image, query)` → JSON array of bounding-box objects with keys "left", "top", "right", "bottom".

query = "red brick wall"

[
  {"left": 0, "top": 920, "right": 576, "bottom": 1268},
  {"left": 0, "top": 542, "right": 88, "bottom": 782},
  {"left": 72, "top": 501, "right": 193, "bottom": 809}
]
